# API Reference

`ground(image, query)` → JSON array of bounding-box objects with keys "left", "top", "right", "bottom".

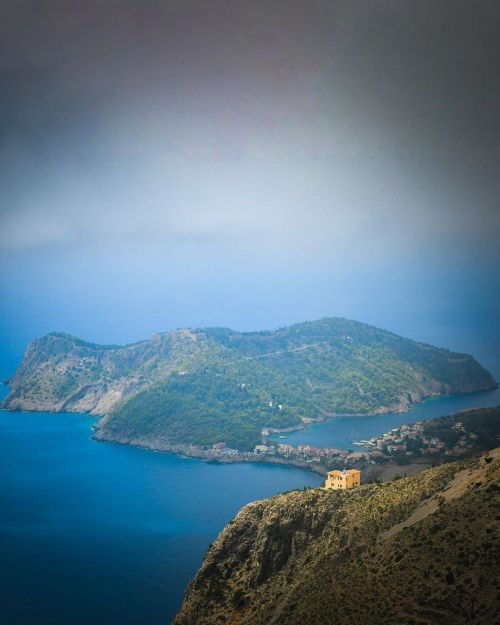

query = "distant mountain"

[
  {"left": 173, "top": 447, "right": 500, "bottom": 625},
  {"left": 3, "top": 318, "right": 497, "bottom": 450}
]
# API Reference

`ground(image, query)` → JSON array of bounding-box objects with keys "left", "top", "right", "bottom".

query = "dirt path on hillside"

[{"left": 382, "top": 448, "right": 500, "bottom": 540}]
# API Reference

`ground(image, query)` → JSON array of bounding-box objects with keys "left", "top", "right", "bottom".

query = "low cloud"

[{"left": 1, "top": 0, "right": 499, "bottom": 271}]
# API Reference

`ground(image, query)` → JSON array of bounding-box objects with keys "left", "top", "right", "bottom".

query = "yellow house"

[{"left": 325, "top": 469, "right": 361, "bottom": 490}]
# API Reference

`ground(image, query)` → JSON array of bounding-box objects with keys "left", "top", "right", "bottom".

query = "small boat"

[{"left": 279, "top": 435, "right": 286, "bottom": 439}]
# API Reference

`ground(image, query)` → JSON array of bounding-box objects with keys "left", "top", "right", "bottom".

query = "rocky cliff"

[
  {"left": 2, "top": 329, "right": 213, "bottom": 414},
  {"left": 174, "top": 448, "right": 500, "bottom": 625}
]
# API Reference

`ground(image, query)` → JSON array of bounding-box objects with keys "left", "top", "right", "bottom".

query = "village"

[{"left": 202, "top": 415, "right": 487, "bottom": 479}]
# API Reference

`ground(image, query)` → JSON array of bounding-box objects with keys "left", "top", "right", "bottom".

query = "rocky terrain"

[
  {"left": 174, "top": 448, "right": 500, "bottom": 625},
  {"left": 2, "top": 329, "right": 211, "bottom": 414},
  {"left": 2, "top": 317, "right": 496, "bottom": 450}
]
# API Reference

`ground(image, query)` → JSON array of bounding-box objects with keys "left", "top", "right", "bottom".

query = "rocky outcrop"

[
  {"left": 2, "top": 329, "right": 210, "bottom": 414},
  {"left": 174, "top": 449, "right": 500, "bottom": 625}
]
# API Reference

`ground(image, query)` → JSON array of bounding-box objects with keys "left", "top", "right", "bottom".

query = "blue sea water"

[
  {"left": 0, "top": 403, "right": 322, "bottom": 625},
  {"left": 0, "top": 345, "right": 498, "bottom": 625}
]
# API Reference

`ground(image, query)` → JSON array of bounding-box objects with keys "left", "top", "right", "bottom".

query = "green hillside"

[
  {"left": 3, "top": 317, "right": 497, "bottom": 451},
  {"left": 102, "top": 318, "right": 496, "bottom": 449}
]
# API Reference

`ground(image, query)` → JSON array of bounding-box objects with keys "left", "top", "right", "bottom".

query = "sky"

[{"left": 1, "top": 0, "right": 499, "bottom": 370}]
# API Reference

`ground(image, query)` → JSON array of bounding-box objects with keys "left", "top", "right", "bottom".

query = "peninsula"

[{"left": 2, "top": 317, "right": 497, "bottom": 453}]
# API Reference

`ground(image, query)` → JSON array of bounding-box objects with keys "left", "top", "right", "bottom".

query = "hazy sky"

[{"left": 1, "top": 0, "right": 499, "bottom": 364}]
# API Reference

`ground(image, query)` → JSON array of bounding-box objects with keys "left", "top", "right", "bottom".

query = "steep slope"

[
  {"left": 3, "top": 318, "right": 496, "bottom": 450},
  {"left": 174, "top": 448, "right": 500, "bottom": 625},
  {"left": 3, "top": 329, "right": 220, "bottom": 414}
]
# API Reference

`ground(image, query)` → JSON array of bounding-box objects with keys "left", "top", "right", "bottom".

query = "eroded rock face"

[
  {"left": 174, "top": 449, "right": 500, "bottom": 625},
  {"left": 2, "top": 330, "right": 206, "bottom": 414}
]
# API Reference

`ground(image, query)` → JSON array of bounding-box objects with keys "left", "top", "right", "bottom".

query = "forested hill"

[{"left": 3, "top": 318, "right": 497, "bottom": 451}]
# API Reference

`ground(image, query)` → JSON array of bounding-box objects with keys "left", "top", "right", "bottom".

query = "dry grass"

[{"left": 174, "top": 450, "right": 500, "bottom": 625}]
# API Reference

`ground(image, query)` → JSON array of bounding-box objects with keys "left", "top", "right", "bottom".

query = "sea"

[{"left": 1, "top": 342, "right": 499, "bottom": 625}]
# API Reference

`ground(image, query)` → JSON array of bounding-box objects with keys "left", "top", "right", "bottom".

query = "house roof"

[{"left": 327, "top": 469, "right": 361, "bottom": 476}]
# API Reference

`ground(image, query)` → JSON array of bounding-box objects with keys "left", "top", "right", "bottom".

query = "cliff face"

[
  {"left": 2, "top": 318, "right": 497, "bottom": 451},
  {"left": 174, "top": 449, "right": 500, "bottom": 625},
  {"left": 2, "top": 329, "right": 211, "bottom": 414}
]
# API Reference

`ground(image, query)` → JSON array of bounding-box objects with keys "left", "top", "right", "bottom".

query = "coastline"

[
  {"left": 92, "top": 430, "right": 330, "bottom": 476},
  {"left": 4, "top": 380, "right": 499, "bottom": 483},
  {"left": 91, "top": 431, "right": 435, "bottom": 482}
]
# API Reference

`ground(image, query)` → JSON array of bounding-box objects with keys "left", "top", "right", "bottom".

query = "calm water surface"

[
  {"left": 284, "top": 385, "right": 500, "bottom": 448},
  {"left": 0, "top": 401, "right": 321, "bottom": 625}
]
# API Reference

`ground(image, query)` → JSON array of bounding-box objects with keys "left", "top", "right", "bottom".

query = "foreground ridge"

[{"left": 173, "top": 448, "right": 500, "bottom": 625}]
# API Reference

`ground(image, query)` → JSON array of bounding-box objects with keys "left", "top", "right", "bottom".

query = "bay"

[
  {"left": 283, "top": 384, "right": 500, "bottom": 449},
  {"left": 282, "top": 349, "right": 500, "bottom": 449}
]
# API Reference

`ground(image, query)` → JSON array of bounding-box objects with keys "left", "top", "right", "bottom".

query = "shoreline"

[
  {"left": 92, "top": 431, "right": 330, "bottom": 476},
  {"left": 90, "top": 432, "right": 439, "bottom": 483},
  {"left": 3, "top": 381, "right": 499, "bottom": 483}
]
